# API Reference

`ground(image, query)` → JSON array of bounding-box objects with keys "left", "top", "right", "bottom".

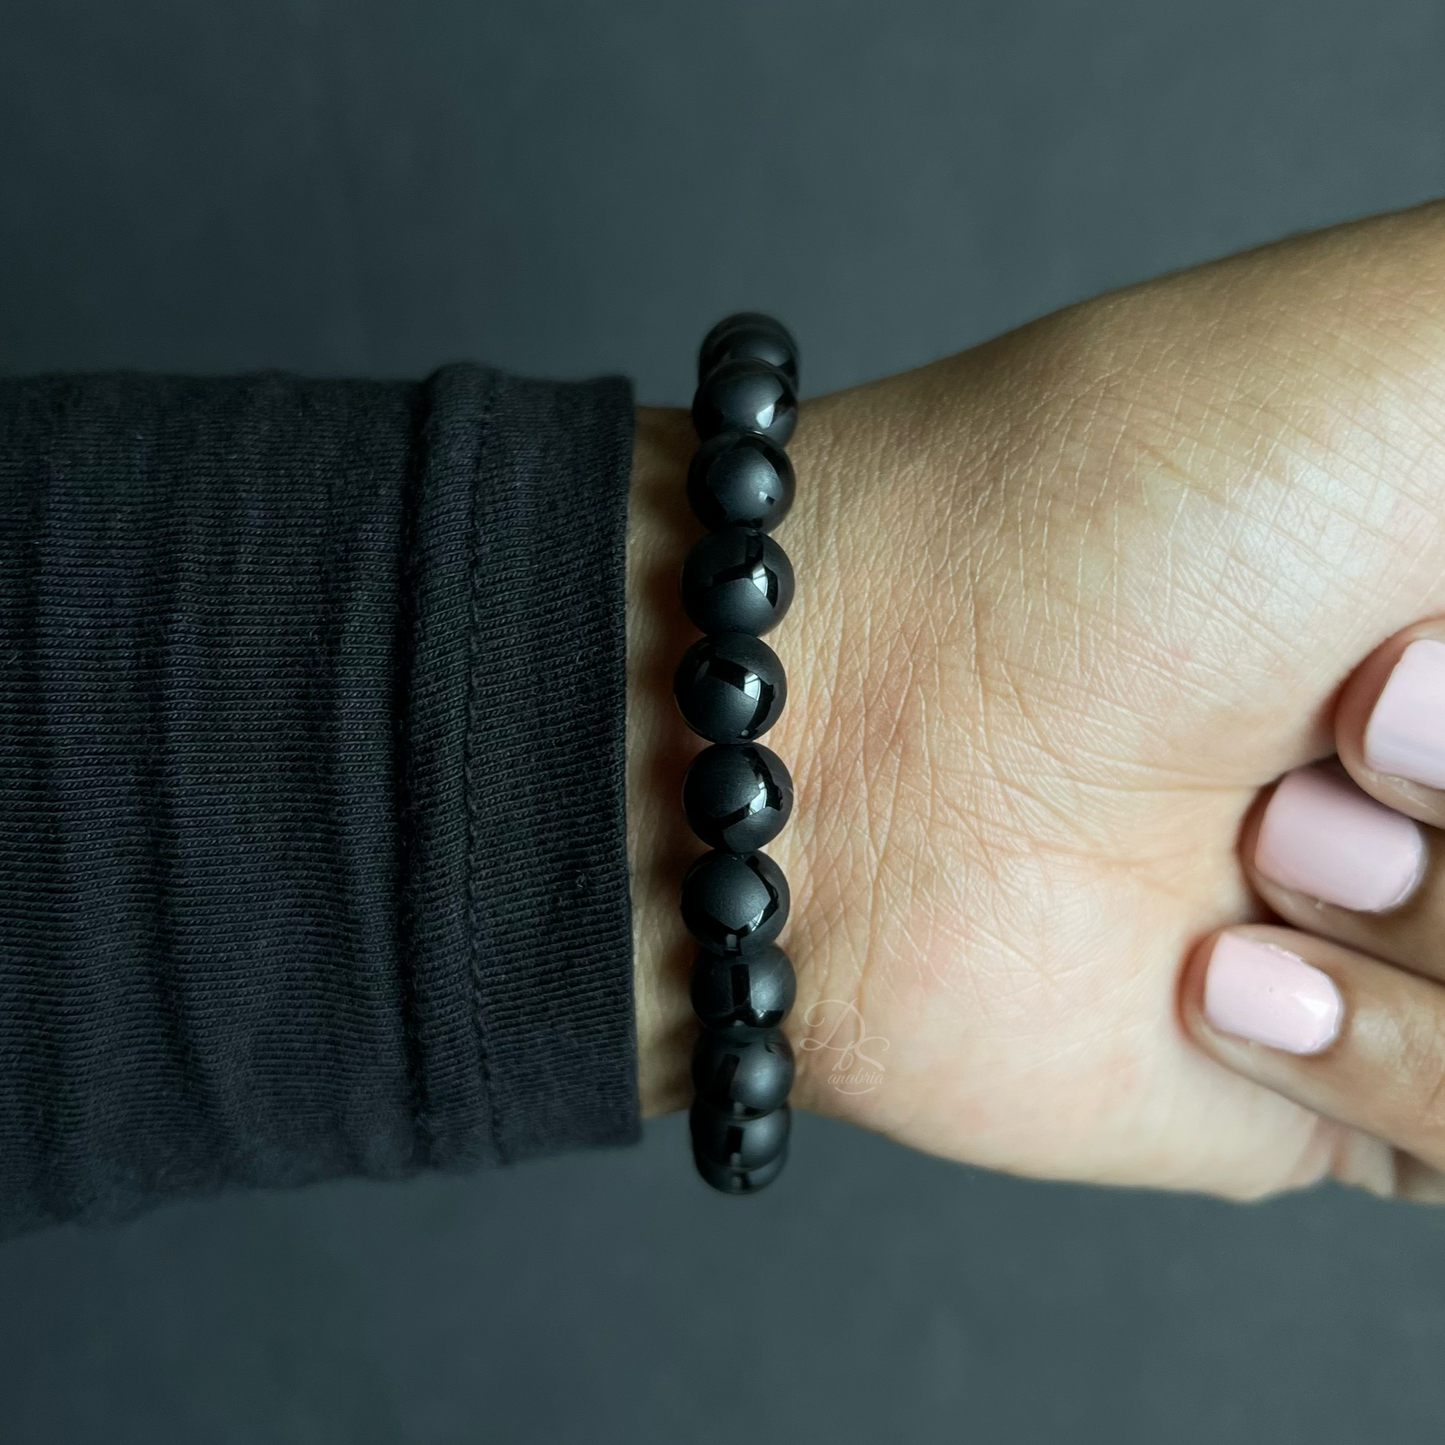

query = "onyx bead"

[
  {"left": 681, "top": 849, "right": 790, "bottom": 954},
  {"left": 693, "top": 1148, "right": 788, "bottom": 1195},
  {"left": 687, "top": 431, "right": 795, "bottom": 533},
  {"left": 698, "top": 312, "right": 800, "bottom": 388},
  {"left": 690, "top": 944, "right": 795, "bottom": 1029},
  {"left": 690, "top": 1101, "right": 791, "bottom": 1169},
  {"left": 681, "top": 527, "right": 794, "bottom": 636},
  {"left": 692, "top": 1025, "right": 795, "bottom": 1115},
  {"left": 673, "top": 633, "right": 787, "bottom": 743},
  {"left": 682, "top": 743, "right": 793, "bottom": 852},
  {"left": 692, "top": 358, "right": 797, "bottom": 446}
]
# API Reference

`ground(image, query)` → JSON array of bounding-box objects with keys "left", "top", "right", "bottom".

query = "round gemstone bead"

[
  {"left": 680, "top": 527, "right": 794, "bottom": 636},
  {"left": 692, "top": 358, "right": 797, "bottom": 446},
  {"left": 680, "top": 849, "right": 790, "bottom": 954},
  {"left": 690, "top": 944, "right": 795, "bottom": 1030},
  {"left": 687, "top": 432, "right": 795, "bottom": 533},
  {"left": 698, "top": 312, "right": 800, "bottom": 388},
  {"left": 692, "top": 1148, "right": 788, "bottom": 1194},
  {"left": 690, "top": 1101, "right": 791, "bottom": 1169},
  {"left": 692, "top": 1026, "right": 795, "bottom": 1115},
  {"left": 682, "top": 743, "right": 793, "bottom": 853},
  {"left": 673, "top": 633, "right": 787, "bottom": 743}
]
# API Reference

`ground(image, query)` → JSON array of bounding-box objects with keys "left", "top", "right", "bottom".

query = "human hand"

[{"left": 629, "top": 200, "right": 1445, "bottom": 1200}]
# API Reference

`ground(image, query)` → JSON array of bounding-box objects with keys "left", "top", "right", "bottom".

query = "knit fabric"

[{"left": 0, "top": 365, "right": 639, "bottom": 1235}]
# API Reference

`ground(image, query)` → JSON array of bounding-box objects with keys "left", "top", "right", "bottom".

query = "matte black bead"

[
  {"left": 692, "top": 358, "right": 797, "bottom": 446},
  {"left": 690, "top": 1101, "right": 791, "bottom": 1169},
  {"left": 692, "top": 1025, "right": 795, "bottom": 1115},
  {"left": 673, "top": 633, "right": 787, "bottom": 743},
  {"left": 681, "top": 528, "right": 794, "bottom": 636},
  {"left": 687, "top": 432, "right": 795, "bottom": 533},
  {"left": 690, "top": 944, "right": 795, "bottom": 1029},
  {"left": 698, "top": 312, "right": 800, "bottom": 388},
  {"left": 693, "top": 1148, "right": 787, "bottom": 1195},
  {"left": 681, "top": 850, "right": 790, "bottom": 954},
  {"left": 682, "top": 743, "right": 793, "bottom": 852}
]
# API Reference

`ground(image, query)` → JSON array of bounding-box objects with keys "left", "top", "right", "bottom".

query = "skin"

[{"left": 627, "top": 198, "right": 1445, "bottom": 1201}]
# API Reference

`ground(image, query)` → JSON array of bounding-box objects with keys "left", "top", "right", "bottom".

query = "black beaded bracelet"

[{"left": 674, "top": 312, "right": 800, "bottom": 1194}]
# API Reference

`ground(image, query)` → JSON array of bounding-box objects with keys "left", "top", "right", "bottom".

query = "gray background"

[{"left": 3, "top": 1, "right": 1445, "bottom": 1440}]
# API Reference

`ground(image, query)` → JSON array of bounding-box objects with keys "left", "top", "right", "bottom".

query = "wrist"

[{"left": 625, "top": 405, "right": 698, "bottom": 1115}]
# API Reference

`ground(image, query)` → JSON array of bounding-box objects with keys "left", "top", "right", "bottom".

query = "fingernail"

[
  {"left": 1203, "top": 934, "right": 1342, "bottom": 1054},
  {"left": 1254, "top": 766, "right": 1424, "bottom": 912},
  {"left": 1364, "top": 638, "right": 1445, "bottom": 789}
]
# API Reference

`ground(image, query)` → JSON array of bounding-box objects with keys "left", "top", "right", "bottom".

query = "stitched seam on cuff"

[{"left": 461, "top": 378, "right": 506, "bottom": 1166}]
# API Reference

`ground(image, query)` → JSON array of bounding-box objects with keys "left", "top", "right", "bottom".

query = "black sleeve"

[{"left": 0, "top": 364, "right": 640, "bottom": 1236}]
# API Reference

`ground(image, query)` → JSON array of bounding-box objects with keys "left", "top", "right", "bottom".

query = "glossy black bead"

[
  {"left": 681, "top": 527, "right": 794, "bottom": 636},
  {"left": 693, "top": 1147, "right": 788, "bottom": 1194},
  {"left": 692, "top": 1025, "right": 795, "bottom": 1115},
  {"left": 687, "top": 432, "right": 795, "bottom": 533},
  {"left": 673, "top": 633, "right": 787, "bottom": 743},
  {"left": 681, "top": 850, "right": 790, "bottom": 954},
  {"left": 692, "top": 358, "right": 797, "bottom": 447},
  {"left": 682, "top": 743, "right": 793, "bottom": 852},
  {"left": 690, "top": 1101, "right": 791, "bottom": 1169},
  {"left": 698, "top": 312, "right": 800, "bottom": 388},
  {"left": 690, "top": 944, "right": 795, "bottom": 1029}
]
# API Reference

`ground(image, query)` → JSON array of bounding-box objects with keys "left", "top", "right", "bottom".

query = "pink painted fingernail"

[
  {"left": 1254, "top": 766, "right": 1424, "bottom": 912},
  {"left": 1364, "top": 638, "right": 1445, "bottom": 789},
  {"left": 1203, "top": 934, "right": 1342, "bottom": 1054}
]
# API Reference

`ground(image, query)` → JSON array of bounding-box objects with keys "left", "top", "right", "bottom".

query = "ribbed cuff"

[{"left": 408, "top": 365, "right": 640, "bottom": 1167}]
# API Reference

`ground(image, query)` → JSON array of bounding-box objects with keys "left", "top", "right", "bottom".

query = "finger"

[
  {"left": 1238, "top": 763, "right": 1445, "bottom": 980},
  {"left": 1336, "top": 619, "right": 1445, "bottom": 828},
  {"left": 1184, "top": 925, "right": 1445, "bottom": 1199}
]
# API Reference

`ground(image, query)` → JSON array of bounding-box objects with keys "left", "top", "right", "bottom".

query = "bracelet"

[{"left": 674, "top": 312, "right": 800, "bottom": 1194}]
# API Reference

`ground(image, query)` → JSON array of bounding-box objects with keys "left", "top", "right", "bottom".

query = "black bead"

[
  {"left": 680, "top": 528, "right": 794, "bottom": 637},
  {"left": 690, "top": 1101, "right": 791, "bottom": 1169},
  {"left": 692, "top": 358, "right": 797, "bottom": 447},
  {"left": 682, "top": 743, "right": 794, "bottom": 852},
  {"left": 692, "top": 1026, "right": 795, "bottom": 1115},
  {"left": 693, "top": 1148, "right": 788, "bottom": 1195},
  {"left": 673, "top": 633, "right": 787, "bottom": 743},
  {"left": 681, "top": 849, "right": 790, "bottom": 954},
  {"left": 698, "top": 312, "right": 800, "bottom": 388},
  {"left": 690, "top": 944, "right": 796, "bottom": 1029},
  {"left": 687, "top": 432, "right": 795, "bottom": 533}
]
